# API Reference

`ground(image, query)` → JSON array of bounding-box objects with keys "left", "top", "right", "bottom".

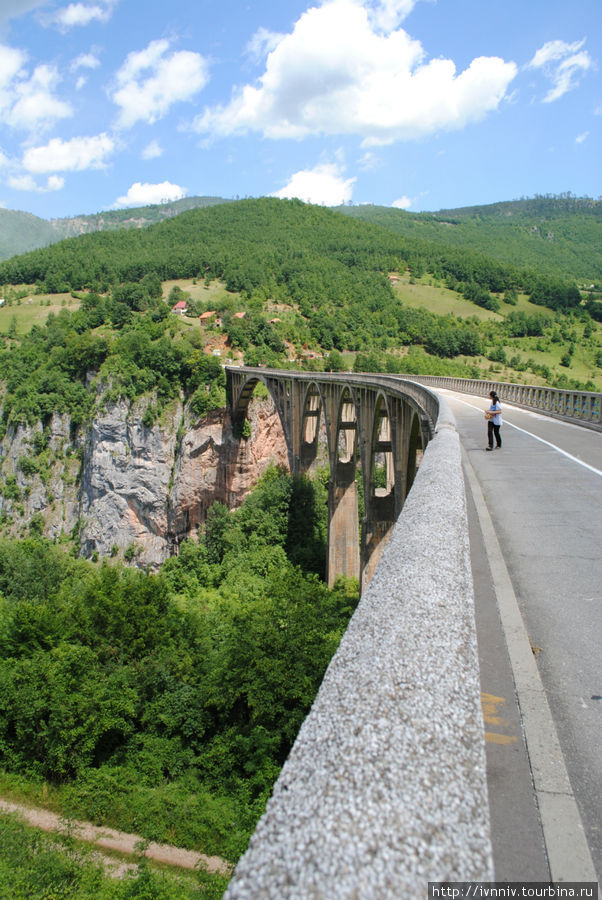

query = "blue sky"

[{"left": 0, "top": 0, "right": 600, "bottom": 218}]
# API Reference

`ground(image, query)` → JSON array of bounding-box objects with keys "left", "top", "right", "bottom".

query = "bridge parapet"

[
  {"left": 224, "top": 388, "right": 492, "bottom": 896},
  {"left": 406, "top": 375, "right": 602, "bottom": 431}
]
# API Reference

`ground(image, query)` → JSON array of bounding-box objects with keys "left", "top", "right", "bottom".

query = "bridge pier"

[{"left": 327, "top": 460, "right": 360, "bottom": 585}]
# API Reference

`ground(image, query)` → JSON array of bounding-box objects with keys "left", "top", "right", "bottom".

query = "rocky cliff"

[{"left": 0, "top": 395, "right": 287, "bottom": 568}]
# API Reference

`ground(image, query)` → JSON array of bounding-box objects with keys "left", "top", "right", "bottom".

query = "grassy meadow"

[{"left": 0, "top": 288, "right": 81, "bottom": 336}]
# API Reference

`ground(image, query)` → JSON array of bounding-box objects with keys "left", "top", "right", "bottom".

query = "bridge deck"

[{"left": 444, "top": 387, "right": 602, "bottom": 882}]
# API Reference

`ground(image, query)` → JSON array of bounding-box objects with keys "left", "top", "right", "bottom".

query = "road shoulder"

[{"left": 462, "top": 447, "right": 597, "bottom": 883}]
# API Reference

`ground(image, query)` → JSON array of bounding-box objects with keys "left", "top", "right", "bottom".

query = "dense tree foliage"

[
  {"left": 0, "top": 468, "right": 357, "bottom": 861},
  {"left": 0, "top": 197, "right": 232, "bottom": 263},
  {"left": 0, "top": 209, "right": 58, "bottom": 263}
]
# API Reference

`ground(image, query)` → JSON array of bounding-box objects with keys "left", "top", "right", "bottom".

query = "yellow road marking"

[
  {"left": 485, "top": 732, "right": 518, "bottom": 745},
  {"left": 481, "top": 692, "right": 517, "bottom": 744}
]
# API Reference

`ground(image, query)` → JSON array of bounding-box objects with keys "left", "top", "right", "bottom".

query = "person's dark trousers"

[{"left": 488, "top": 421, "right": 502, "bottom": 448}]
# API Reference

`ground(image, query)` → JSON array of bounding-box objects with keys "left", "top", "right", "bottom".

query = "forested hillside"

[
  {"left": 338, "top": 194, "right": 602, "bottom": 284},
  {"left": 50, "top": 195, "right": 232, "bottom": 240},
  {"left": 0, "top": 197, "right": 588, "bottom": 309}
]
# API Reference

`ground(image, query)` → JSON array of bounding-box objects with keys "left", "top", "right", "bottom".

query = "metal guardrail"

[{"left": 398, "top": 375, "right": 602, "bottom": 432}]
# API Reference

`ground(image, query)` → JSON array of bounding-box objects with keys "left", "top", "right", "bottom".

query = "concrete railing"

[
  {"left": 405, "top": 375, "right": 602, "bottom": 432},
  {"left": 225, "top": 398, "right": 493, "bottom": 898}
]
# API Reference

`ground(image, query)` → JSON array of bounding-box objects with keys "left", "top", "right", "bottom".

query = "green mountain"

[
  {"left": 336, "top": 195, "right": 602, "bottom": 284},
  {"left": 49, "top": 195, "right": 232, "bottom": 239},
  {"left": 0, "top": 208, "right": 58, "bottom": 261},
  {"left": 0, "top": 196, "right": 231, "bottom": 262},
  {"left": 0, "top": 196, "right": 585, "bottom": 318}
]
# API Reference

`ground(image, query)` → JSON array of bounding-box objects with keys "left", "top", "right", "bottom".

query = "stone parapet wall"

[{"left": 225, "top": 399, "right": 493, "bottom": 897}]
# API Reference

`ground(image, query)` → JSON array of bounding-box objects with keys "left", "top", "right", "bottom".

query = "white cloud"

[
  {"left": 0, "top": 44, "right": 27, "bottom": 119},
  {"left": 392, "top": 195, "right": 412, "bottom": 209},
  {"left": 1, "top": 51, "right": 73, "bottom": 134},
  {"left": 71, "top": 53, "right": 100, "bottom": 90},
  {"left": 194, "top": 0, "right": 516, "bottom": 146},
  {"left": 8, "top": 173, "right": 65, "bottom": 192},
  {"left": 115, "top": 181, "right": 187, "bottom": 207},
  {"left": 246, "top": 27, "right": 284, "bottom": 65},
  {"left": 141, "top": 139, "right": 163, "bottom": 159},
  {"left": 46, "top": 174, "right": 65, "bottom": 190},
  {"left": 272, "top": 162, "right": 356, "bottom": 205},
  {"left": 528, "top": 39, "right": 584, "bottom": 69},
  {"left": 0, "top": 44, "right": 26, "bottom": 86},
  {"left": 0, "top": 1, "right": 47, "bottom": 24},
  {"left": 368, "top": 0, "right": 420, "bottom": 31},
  {"left": 575, "top": 131, "right": 589, "bottom": 144},
  {"left": 358, "top": 150, "right": 380, "bottom": 170},
  {"left": 6, "top": 63, "right": 73, "bottom": 131},
  {"left": 71, "top": 52, "right": 101, "bottom": 71},
  {"left": 112, "top": 38, "right": 209, "bottom": 129},
  {"left": 8, "top": 174, "right": 36, "bottom": 191},
  {"left": 23, "top": 133, "right": 114, "bottom": 172},
  {"left": 48, "top": 1, "right": 117, "bottom": 31},
  {"left": 527, "top": 39, "right": 593, "bottom": 103}
]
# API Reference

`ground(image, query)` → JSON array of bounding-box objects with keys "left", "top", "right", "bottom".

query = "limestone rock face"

[
  {"left": 168, "top": 399, "right": 288, "bottom": 547},
  {"left": 0, "top": 394, "right": 288, "bottom": 568},
  {"left": 79, "top": 397, "right": 181, "bottom": 568},
  {"left": 0, "top": 412, "right": 81, "bottom": 540}
]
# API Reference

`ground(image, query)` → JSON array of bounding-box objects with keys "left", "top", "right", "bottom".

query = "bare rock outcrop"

[
  {"left": 0, "top": 394, "right": 287, "bottom": 568},
  {"left": 168, "top": 399, "right": 288, "bottom": 547},
  {"left": 0, "top": 412, "right": 81, "bottom": 540},
  {"left": 79, "top": 397, "right": 181, "bottom": 567}
]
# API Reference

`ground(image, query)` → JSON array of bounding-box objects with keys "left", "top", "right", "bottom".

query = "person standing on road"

[{"left": 486, "top": 391, "right": 502, "bottom": 451}]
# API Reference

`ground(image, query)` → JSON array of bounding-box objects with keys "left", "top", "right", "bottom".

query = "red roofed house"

[
  {"left": 200, "top": 311, "right": 217, "bottom": 325},
  {"left": 172, "top": 300, "right": 188, "bottom": 314}
]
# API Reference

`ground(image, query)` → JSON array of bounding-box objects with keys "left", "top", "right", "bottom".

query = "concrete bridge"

[
  {"left": 227, "top": 367, "right": 438, "bottom": 588},
  {"left": 224, "top": 368, "right": 602, "bottom": 897}
]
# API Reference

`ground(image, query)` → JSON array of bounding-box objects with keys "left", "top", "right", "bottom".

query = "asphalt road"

[{"left": 442, "top": 389, "right": 602, "bottom": 882}]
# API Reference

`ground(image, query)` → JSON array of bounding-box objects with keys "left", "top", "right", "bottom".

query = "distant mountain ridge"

[
  {"left": 432, "top": 194, "right": 601, "bottom": 221},
  {"left": 0, "top": 196, "right": 231, "bottom": 262},
  {"left": 49, "top": 195, "right": 232, "bottom": 239},
  {"left": 0, "top": 208, "right": 58, "bottom": 261}
]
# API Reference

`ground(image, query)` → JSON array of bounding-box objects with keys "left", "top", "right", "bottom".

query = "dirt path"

[{"left": 0, "top": 798, "right": 233, "bottom": 877}]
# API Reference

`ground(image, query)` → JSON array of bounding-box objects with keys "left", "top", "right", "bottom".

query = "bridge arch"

[
  {"left": 407, "top": 407, "right": 424, "bottom": 494},
  {"left": 229, "top": 371, "right": 298, "bottom": 472},
  {"left": 299, "top": 381, "right": 325, "bottom": 471},
  {"left": 368, "top": 391, "right": 395, "bottom": 501}
]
